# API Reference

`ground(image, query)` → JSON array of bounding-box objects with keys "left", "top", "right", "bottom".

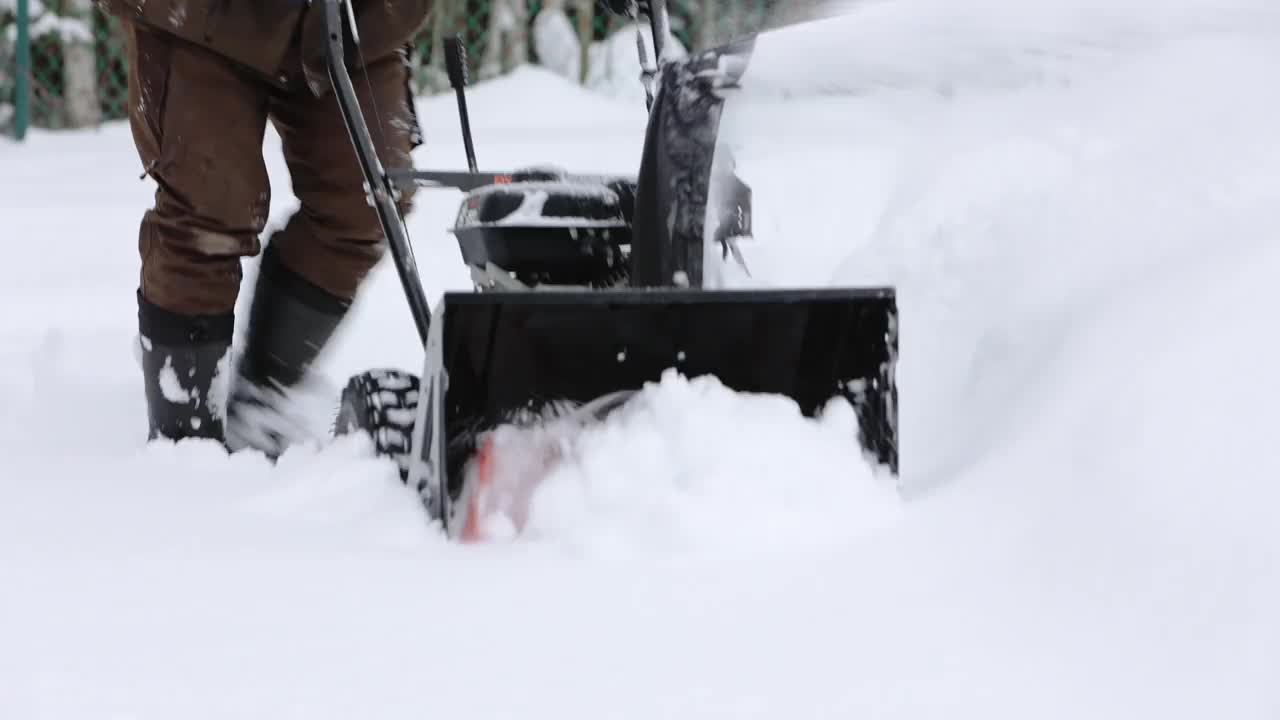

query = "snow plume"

[{"left": 514, "top": 371, "right": 902, "bottom": 556}]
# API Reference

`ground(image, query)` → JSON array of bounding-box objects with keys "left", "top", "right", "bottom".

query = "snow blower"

[{"left": 325, "top": 0, "right": 899, "bottom": 540}]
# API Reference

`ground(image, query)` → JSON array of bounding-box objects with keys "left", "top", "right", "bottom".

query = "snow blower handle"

[
  {"left": 445, "top": 36, "right": 479, "bottom": 174},
  {"left": 647, "top": 0, "right": 671, "bottom": 64},
  {"left": 322, "top": 0, "right": 433, "bottom": 345},
  {"left": 611, "top": 0, "right": 670, "bottom": 110}
]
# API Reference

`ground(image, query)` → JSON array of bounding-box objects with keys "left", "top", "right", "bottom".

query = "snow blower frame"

[{"left": 325, "top": 0, "right": 900, "bottom": 539}]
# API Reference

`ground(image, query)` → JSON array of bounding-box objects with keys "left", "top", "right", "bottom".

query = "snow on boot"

[
  {"left": 225, "top": 244, "right": 351, "bottom": 459},
  {"left": 137, "top": 291, "right": 234, "bottom": 444}
]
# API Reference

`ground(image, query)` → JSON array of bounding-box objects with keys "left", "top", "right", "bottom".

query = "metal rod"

[
  {"left": 15, "top": 0, "right": 30, "bottom": 141},
  {"left": 455, "top": 91, "right": 478, "bottom": 173},
  {"left": 386, "top": 168, "right": 636, "bottom": 192},
  {"left": 648, "top": 0, "right": 671, "bottom": 64},
  {"left": 634, "top": 12, "right": 656, "bottom": 110},
  {"left": 323, "top": 0, "right": 433, "bottom": 345},
  {"left": 388, "top": 169, "right": 512, "bottom": 192}
]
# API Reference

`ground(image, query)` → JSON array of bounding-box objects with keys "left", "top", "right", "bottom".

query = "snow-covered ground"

[{"left": 4, "top": 0, "right": 1280, "bottom": 717}]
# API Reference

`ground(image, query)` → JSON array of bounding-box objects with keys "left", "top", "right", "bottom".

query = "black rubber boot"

[
  {"left": 225, "top": 244, "right": 352, "bottom": 457},
  {"left": 138, "top": 291, "right": 235, "bottom": 444}
]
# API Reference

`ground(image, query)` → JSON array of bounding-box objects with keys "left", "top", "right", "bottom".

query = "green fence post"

[{"left": 14, "top": 0, "right": 30, "bottom": 140}]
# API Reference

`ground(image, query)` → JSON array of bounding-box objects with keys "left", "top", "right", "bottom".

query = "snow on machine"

[{"left": 323, "top": 0, "right": 899, "bottom": 540}]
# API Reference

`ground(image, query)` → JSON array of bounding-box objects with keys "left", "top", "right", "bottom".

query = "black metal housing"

[
  {"left": 435, "top": 288, "right": 899, "bottom": 506},
  {"left": 452, "top": 179, "right": 635, "bottom": 286},
  {"left": 631, "top": 35, "right": 756, "bottom": 287}
]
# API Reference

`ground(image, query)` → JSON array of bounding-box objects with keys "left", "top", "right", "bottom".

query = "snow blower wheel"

[{"left": 334, "top": 369, "right": 420, "bottom": 481}]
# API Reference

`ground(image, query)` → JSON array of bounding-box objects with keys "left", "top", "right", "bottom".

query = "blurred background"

[{"left": 0, "top": 0, "right": 832, "bottom": 140}]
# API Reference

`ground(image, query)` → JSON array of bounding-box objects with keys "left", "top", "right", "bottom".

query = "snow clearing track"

[{"left": 4, "top": 0, "right": 1280, "bottom": 717}]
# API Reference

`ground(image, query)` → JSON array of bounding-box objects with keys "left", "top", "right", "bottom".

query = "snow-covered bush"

[
  {"left": 524, "top": 0, "right": 788, "bottom": 98},
  {"left": 532, "top": 0, "right": 581, "bottom": 83},
  {"left": 585, "top": 20, "right": 689, "bottom": 102},
  {"left": 0, "top": 3, "right": 17, "bottom": 135}
]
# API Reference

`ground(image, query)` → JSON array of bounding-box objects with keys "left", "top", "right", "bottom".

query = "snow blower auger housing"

[{"left": 325, "top": 0, "right": 899, "bottom": 539}]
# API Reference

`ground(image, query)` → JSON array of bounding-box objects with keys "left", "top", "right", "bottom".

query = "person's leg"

[
  {"left": 225, "top": 47, "right": 421, "bottom": 456},
  {"left": 123, "top": 21, "right": 271, "bottom": 443},
  {"left": 270, "top": 46, "right": 421, "bottom": 301}
]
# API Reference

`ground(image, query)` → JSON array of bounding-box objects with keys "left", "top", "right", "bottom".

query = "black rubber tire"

[{"left": 334, "top": 369, "right": 420, "bottom": 481}]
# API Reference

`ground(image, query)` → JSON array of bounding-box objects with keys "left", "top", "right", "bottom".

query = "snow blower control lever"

[{"left": 445, "top": 36, "right": 480, "bottom": 174}]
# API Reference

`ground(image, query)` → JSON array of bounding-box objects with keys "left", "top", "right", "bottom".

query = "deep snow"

[{"left": 4, "top": 0, "right": 1280, "bottom": 717}]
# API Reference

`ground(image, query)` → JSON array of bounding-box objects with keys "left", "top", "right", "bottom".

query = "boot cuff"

[
  {"left": 259, "top": 243, "right": 352, "bottom": 316},
  {"left": 137, "top": 290, "right": 235, "bottom": 346}
]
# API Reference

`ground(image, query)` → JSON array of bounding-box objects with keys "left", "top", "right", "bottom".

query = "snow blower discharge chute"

[{"left": 324, "top": 0, "right": 899, "bottom": 540}]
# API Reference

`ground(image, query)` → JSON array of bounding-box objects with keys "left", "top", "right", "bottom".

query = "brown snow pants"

[{"left": 123, "top": 21, "right": 421, "bottom": 316}]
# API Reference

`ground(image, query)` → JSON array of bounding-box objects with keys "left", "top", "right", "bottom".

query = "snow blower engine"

[{"left": 324, "top": 0, "right": 899, "bottom": 540}]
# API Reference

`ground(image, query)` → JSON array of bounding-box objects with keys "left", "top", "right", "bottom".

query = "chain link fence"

[
  {"left": 2, "top": 0, "right": 126, "bottom": 137},
  {"left": 2, "top": 0, "right": 818, "bottom": 140}
]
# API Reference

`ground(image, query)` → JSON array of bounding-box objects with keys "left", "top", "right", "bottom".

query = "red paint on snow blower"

[
  {"left": 460, "top": 435, "right": 497, "bottom": 543},
  {"left": 458, "top": 428, "right": 569, "bottom": 543}
]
